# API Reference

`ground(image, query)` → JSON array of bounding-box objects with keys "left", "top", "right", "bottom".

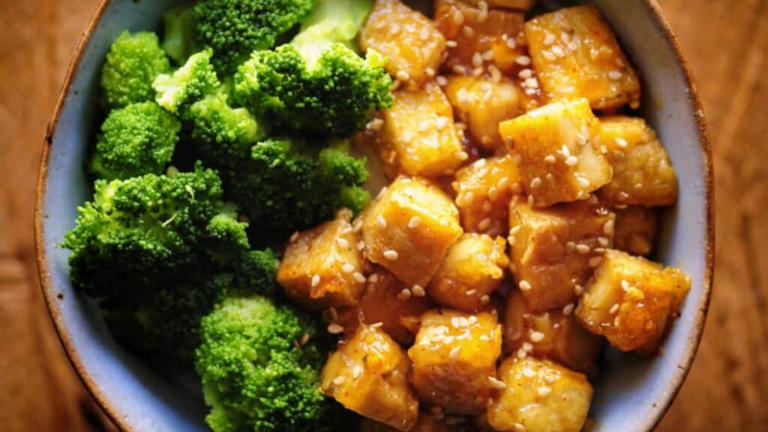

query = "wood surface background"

[{"left": 0, "top": 0, "right": 765, "bottom": 430}]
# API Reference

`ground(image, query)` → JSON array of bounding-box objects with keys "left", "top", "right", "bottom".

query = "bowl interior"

[{"left": 38, "top": 1, "right": 711, "bottom": 431}]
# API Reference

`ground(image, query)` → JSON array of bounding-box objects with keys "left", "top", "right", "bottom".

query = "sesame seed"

[
  {"left": 544, "top": 154, "right": 556, "bottom": 164},
  {"left": 615, "top": 137, "right": 629, "bottom": 148},
  {"left": 551, "top": 45, "right": 565, "bottom": 58},
  {"left": 530, "top": 177, "right": 542, "bottom": 188},
  {"left": 522, "top": 342, "right": 533, "bottom": 352},
  {"left": 542, "top": 50, "right": 556, "bottom": 61},
  {"left": 565, "top": 155, "right": 579, "bottom": 166},
  {"left": 488, "top": 186, "right": 499, "bottom": 201},
  {"left": 598, "top": 237, "right": 609, "bottom": 247},
  {"left": 290, "top": 231, "right": 300, "bottom": 242},
  {"left": 420, "top": 27, "right": 430, "bottom": 41},
  {"left": 472, "top": 52, "right": 483, "bottom": 68},
  {"left": 483, "top": 200, "right": 492, "bottom": 213},
  {"left": 436, "top": 75, "right": 448, "bottom": 86},
  {"left": 544, "top": 33, "right": 556, "bottom": 45},
  {"left": 333, "top": 376, "right": 345, "bottom": 386},
  {"left": 576, "top": 244, "right": 591, "bottom": 254},
  {"left": 515, "top": 55, "right": 531, "bottom": 66},
  {"left": 603, "top": 219, "right": 615, "bottom": 235},
  {"left": 352, "top": 365, "right": 363, "bottom": 379},
  {"left": 342, "top": 263, "right": 355, "bottom": 273},
  {"left": 389, "top": 23, "right": 401, "bottom": 35},
  {"left": 618, "top": 191, "right": 629, "bottom": 200},
  {"left": 478, "top": 218, "right": 492, "bottom": 231},
  {"left": 368, "top": 273, "right": 379, "bottom": 283},
  {"left": 576, "top": 176, "right": 590, "bottom": 188},
  {"left": 481, "top": 295, "right": 490, "bottom": 304},
  {"left": 446, "top": 40, "right": 458, "bottom": 48},
  {"left": 452, "top": 8, "right": 464, "bottom": 25},
  {"left": 574, "top": 284, "right": 584, "bottom": 295},
  {"left": 369, "top": 321, "right": 383, "bottom": 329},
  {"left": 357, "top": 240, "right": 366, "bottom": 251},
  {"left": 513, "top": 423, "right": 527, "bottom": 432},
  {"left": 398, "top": 288, "right": 411, "bottom": 299},
  {"left": 489, "top": 65, "right": 502, "bottom": 82},
  {"left": 466, "top": 289, "right": 477, "bottom": 296},
  {"left": 311, "top": 274, "right": 321, "bottom": 287},
  {"left": 336, "top": 237, "right": 349, "bottom": 249},
  {"left": 488, "top": 376, "right": 507, "bottom": 389},
  {"left": 506, "top": 37, "right": 517, "bottom": 49},
  {"left": 377, "top": 215, "right": 387, "bottom": 228},
  {"left": 524, "top": 77, "right": 539, "bottom": 89},
  {"left": 516, "top": 348, "right": 527, "bottom": 358},
  {"left": 563, "top": 303, "right": 575, "bottom": 315},
  {"left": 609, "top": 303, "right": 620, "bottom": 314},
  {"left": 483, "top": 49, "right": 495, "bottom": 61},
  {"left": 519, "top": 280, "right": 532, "bottom": 291},
  {"left": 449, "top": 346, "right": 461, "bottom": 359},
  {"left": 353, "top": 272, "right": 366, "bottom": 283},
  {"left": 327, "top": 323, "right": 344, "bottom": 334},
  {"left": 383, "top": 249, "right": 399, "bottom": 261},
  {"left": 462, "top": 26, "right": 475, "bottom": 38},
  {"left": 608, "top": 70, "right": 623, "bottom": 80},
  {"left": 510, "top": 226, "right": 521, "bottom": 235},
  {"left": 538, "top": 386, "right": 552, "bottom": 396},
  {"left": 497, "top": 177, "right": 510, "bottom": 190},
  {"left": 527, "top": 194, "right": 535, "bottom": 206},
  {"left": 530, "top": 331, "right": 545, "bottom": 342},
  {"left": 396, "top": 70, "right": 410, "bottom": 81},
  {"left": 589, "top": 256, "right": 603, "bottom": 267},
  {"left": 411, "top": 284, "right": 426, "bottom": 297},
  {"left": 367, "top": 117, "right": 384, "bottom": 131}
]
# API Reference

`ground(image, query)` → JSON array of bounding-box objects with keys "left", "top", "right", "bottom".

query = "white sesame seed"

[
  {"left": 522, "top": 342, "right": 533, "bottom": 352},
  {"left": 446, "top": 40, "right": 458, "bottom": 48},
  {"left": 524, "top": 77, "right": 539, "bottom": 89},
  {"left": 618, "top": 191, "right": 630, "bottom": 200},
  {"left": 519, "top": 280, "right": 532, "bottom": 291},
  {"left": 608, "top": 70, "right": 623, "bottom": 80},
  {"left": 544, "top": 154, "right": 556, "bottom": 164},
  {"left": 483, "top": 200, "right": 492, "bottom": 213},
  {"left": 353, "top": 272, "right": 366, "bottom": 283},
  {"left": 518, "top": 68, "right": 533, "bottom": 79},
  {"left": 544, "top": 33, "right": 556, "bottom": 45},
  {"left": 574, "top": 284, "right": 584, "bottom": 296},
  {"left": 530, "top": 177, "right": 542, "bottom": 188},
  {"left": 513, "top": 423, "right": 527, "bottom": 432},
  {"left": 565, "top": 155, "right": 579, "bottom": 166},
  {"left": 576, "top": 244, "right": 591, "bottom": 254},
  {"left": 576, "top": 176, "right": 590, "bottom": 188},
  {"left": 488, "top": 376, "right": 507, "bottom": 389},
  {"left": 396, "top": 70, "right": 410, "bottom": 81},
  {"left": 542, "top": 50, "right": 556, "bottom": 61},
  {"left": 466, "top": 289, "right": 477, "bottom": 296},
  {"left": 420, "top": 27, "right": 430, "bottom": 41},
  {"left": 481, "top": 295, "right": 490, "bottom": 304},
  {"left": 311, "top": 274, "right": 321, "bottom": 287},
  {"left": 517, "top": 348, "right": 527, "bottom": 358},
  {"left": 603, "top": 219, "right": 615, "bottom": 235},
  {"left": 551, "top": 45, "right": 566, "bottom": 58},
  {"left": 290, "top": 231, "right": 300, "bottom": 242},
  {"left": 478, "top": 218, "right": 492, "bottom": 231},
  {"left": 398, "top": 288, "right": 411, "bottom": 300},
  {"left": 614, "top": 137, "right": 629, "bottom": 148},
  {"left": 510, "top": 226, "right": 521, "bottom": 235},
  {"left": 563, "top": 303, "right": 575, "bottom": 315},
  {"left": 449, "top": 346, "right": 461, "bottom": 359},
  {"left": 589, "top": 256, "right": 603, "bottom": 267},
  {"left": 506, "top": 37, "right": 517, "bottom": 49},
  {"left": 341, "top": 263, "right": 355, "bottom": 273},
  {"left": 333, "top": 376, "right": 345, "bottom": 386},
  {"left": 327, "top": 323, "right": 344, "bottom": 334},
  {"left": 377, "top": 215, "right": 387, "bottom": 229},
  {"left": 472, "top": 52, "right": 483, "bottom": 68},
  {"left": 527, "top": 194, "right": 535, "bottom": 206},
  {"left": 538, "top": 386, "right": 552, "bottom": 396},
  {"left": 336, "top": 237, "right": 349, "bottom": 249},
  {"left": 352, "top": 365, "right": 363, "bottom": 379},
  {"left": 368, "top": 273, "right": 379, "bottom": 283},
  {"left": 609, "top": 303, "right": 620, "bottom": 314},
  {"left": 411, "top": 284, "right": 426, "bottom": 297},
  {"left": 598, "top": 237, "right": 609, "bottom": 247},
  {"left": 462, "top": 26, "right": 475, "bottom": 38},
  {"left": 383, "top": 249, "right": 399, "bottom": 261},
  {"left": 515, "top": 55, "right": 531, "bottom": 66},
  {"left": 530, "top": 331, "right": 545, "bottom": 342}
]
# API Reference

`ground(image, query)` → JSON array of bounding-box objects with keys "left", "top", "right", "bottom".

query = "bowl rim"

[{"left": 34, "top": 0, "right": 714, "bottom": 431}]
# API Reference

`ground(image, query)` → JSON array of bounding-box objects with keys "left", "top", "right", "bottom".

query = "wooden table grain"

[{"left": 0, "top": 0, "right": 765, "bottom": 430}]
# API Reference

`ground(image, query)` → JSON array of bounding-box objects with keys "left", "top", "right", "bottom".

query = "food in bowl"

[{"left": 61, "top": 0, "right": 692, "bottom": 431}]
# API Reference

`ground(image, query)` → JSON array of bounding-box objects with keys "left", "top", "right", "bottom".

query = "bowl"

[{"left": 35, "top": 0, "right": 713, "bottom": 431}]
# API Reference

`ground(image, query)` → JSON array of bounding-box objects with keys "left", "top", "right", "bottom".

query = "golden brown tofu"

[
  {"left": 277, "top": 209, "right": 365, "bottom": 310},
  {"left": 360, "top": 0, "right": 446, "bottom": 88},
  {"left": 525, "top": 5, "right": 641, "bottom": 111},
  {"left": 487, "top": 357, "right": 593, "bottom": 432},
  {"left": 363, "top": 177, "right": 463, "bottom": 286},
  {"left": 503, "top": 290, "right": 602, "bottom": 372},
  {"left": 445, "top": 75, "right": 522, "bottom": 150},
  {"left": 321, "top": 325, "right": 419, "bottom": 431},
  {"left": 360, "top": 413, "right": 453, "bottom": 432},
  {"left": 408, "top": 309, "right": 502, "bottom": 414},
  {"left": 452, "top": 155, "right": 522, "bottom": 236},
  {"left": 383, "top": 84, "right": 467, "bottom": 177},
  {"left": 429, "top": 234, "right": 509, "bottom": 312},
  {"left": 598, "top": 116, "right": 678, "bottom": 206},
  {"left": 499, "top": 98, "right": 613, "bottom": 207},
  {"left": 575, "top": 249, "right": 691, "bottom": 353},
  {"left": 613, "top": 205, "right": 659, "bottom": 256},
  {"left": 337, "top": 268, "right": 433, "bottom": 344},
  {"left": 508, "top": 199, "right": 615, "bottom": 312},
  {"left": 434, "top": 1, "right": 526, "bottom": 76}
]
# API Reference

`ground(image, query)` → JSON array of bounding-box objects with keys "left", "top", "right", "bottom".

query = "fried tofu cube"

[
  {"left": 383, "top": 84, "right": 467, "bottom": 177},
  {"left": 503, "top": 290, "right": 602, "bottom": 372},
  {"left": 429, "top": 234, "right": 509, "bottom": 311},
  {"left": 487, "top": 357, "right": 593, "bottom": 432},
  {"left": 321, "top": 325, "right": 419, "bottom": 431},
  {"left": 445, "top": 75, "right": 522, "bottom": 150},
  {"left": 576, "top": 249, "right": 691, "bottom": 353},
  {"left": 499, "top": 98, "right": 612, "bottom": 207},
  {"left": 509, "top": 199, "right": 615, "bottom": 312},
  {"left": 408, "top": 309, "right": 502, "bottom": 414},
  {"left": 361, "top": 413, "right": 452, "bottom": 432},
  {"left": 525, "top": 5, "right": 641, "bottom": 111},
  {"left": 363, "top": 177, "right": 463, "bottom": 286},
  {"left": 613, "top": 205, "right": 659, "bottom": 256},
  {"left": 598, "top": 116, "right": 678, "bottom": 206},
  {"left": 434, "top": 1, "right": 526, "bottom": 75},
  {"left": 360, "top": 0, "right": 446, "bottom": 88},
  {"left": 277, "top": 209, "right": 365, "bottom": 310},
  {"left": 453, "top": 155, "right": 522, "bottom": 236},
  {"left": 337, "top": 268, "right": 432, "bottom": 344}
]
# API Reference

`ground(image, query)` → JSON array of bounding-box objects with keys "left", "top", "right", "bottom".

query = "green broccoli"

[
  {"left": 232, "top": 0, "right": 392, "bottom": 140},
  {"left": 101, "top": 31, "right": 171, "bottom": 110},
  {"left": 161, "top": 6, "right": 198, "bottom": 65},
  {"left": 62, "top": 165, "right": 278, "bottom": 364},
  {"left": 89, "top": 102, "right": 180, "bottom": 180},
  {"left": 192, "top": 0, "right": 317, "bottom": 76},
  {"left": 185, "top": 93, "right": 370, "bottom": 230},
  {"left": 195, "top": 295, "right": 353, "bottom": 432},
  {"left": 154, "top": 49, "right": 220, "bottom": 114}
]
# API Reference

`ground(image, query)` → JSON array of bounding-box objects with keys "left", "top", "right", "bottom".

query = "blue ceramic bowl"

[{"left": 36, "top": 1, "right": 713, "bottom": 430}]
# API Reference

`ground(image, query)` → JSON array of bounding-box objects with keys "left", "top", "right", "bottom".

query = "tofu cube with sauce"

[
  {"left": 487, "top": 356, "right": 593, "bottom": 432},
  {"left": 613, "top": 205, "right": 659, "bottom": 256},
  {"left": 429, "top": 233, "right": 509, "bottom": 312},
  {"left": 576, "top": 249, "right": 690, "bottom": 353},
  {"left": 499, "top": 98, "right": 612, "bottom": 207},
  {"left": 360, "top": 0, "right": 446, "bottom": 88},
  {"left": 434, "top": 0, "right": 526, "bottom": 76},
  {"left": 525, "top": 5, "right": 641, "bottom": 111},
  {"left": 277, "top": 209, "right": 366, "bottom": 310},
  {"left": 383, "top": 84, "right": 467, "bottom": 177},
  {"left": 408, "top": 309, "right": 502, "bottom": 414},
  {"left": 503, "top": 290, "right": 602, "bottom": 372},
  {"left": 508, "top": 199, "right": 615, "bottom": 312},
  {"left": 336, "top": 268, "right": 432, "bottom": 344},
  {"left": 445, "top": 75, "right": 522, "bottom": 150},
  {"left": 363, "top": 177, "right": 463, "bottom": 286},
  {"left": 452, "top": 155, "right": 522, "bottom": 236},
  {"left": 598, "top": 116, "right": 678, "bottom": 207},
  {"left": 321, "top": 325, "right": 419, "bottom": 431}
]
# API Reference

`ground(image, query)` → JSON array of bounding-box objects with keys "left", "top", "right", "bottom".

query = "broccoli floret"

[
  {"left": 192, "top": 0, "right": 317, "bottom": 76},
  {"left": 161, "top": 6, "right": 198, "bottom": 65},
  {"left": 89, "top": 102, "right": 180, "bottom": 180},
  {"left": 186, "top": 89, "right": 264, "bottom": 155},
  {"left": 195, "top": 295, "right": 353, "bottom": 432},
  {"left": 154, "top": 49, "right": 220, "bottom": 114},
  {"left": 232, "top": 0, "right": 392, "bottom": 140},
  {"left": 101, "top": 31, "right": 171, "bottom": 110},
  {"left": 62, "top": 165, "right": 278, "bottom": 364}
]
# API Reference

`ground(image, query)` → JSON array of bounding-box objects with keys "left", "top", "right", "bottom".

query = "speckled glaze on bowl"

[{"left": 36, "top": 0, "right": 713, "bottom": 431}]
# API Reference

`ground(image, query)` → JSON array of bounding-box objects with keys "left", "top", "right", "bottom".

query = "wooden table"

[{"left": 1, "top": 1, "right": 765, "bottom": 430}]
